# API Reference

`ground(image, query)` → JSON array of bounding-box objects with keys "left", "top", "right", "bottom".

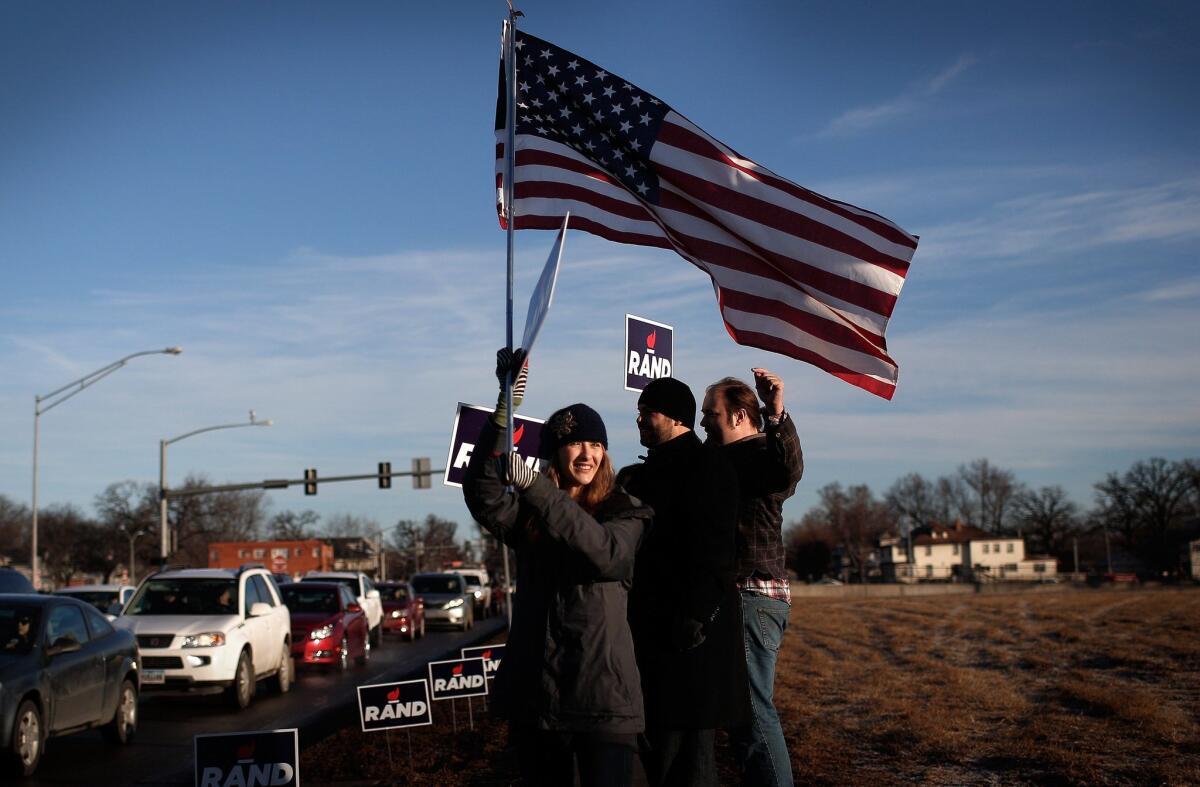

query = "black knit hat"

[
  {"left": 538, "top": 403, "right": 609, "bottom": 459},
  {"left": 638, "top": 377, "right": 696, "bottom": 430}
]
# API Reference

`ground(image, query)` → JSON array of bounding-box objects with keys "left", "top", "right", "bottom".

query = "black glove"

[
  {"left": 670, "top": 616, "right": 706, "bottom": 652},
  {"left": 495, "top": 451, "right": 539, "bottom": 491},
  {"left": 492, "top": 348, "right": 529, "bottom": 428}
]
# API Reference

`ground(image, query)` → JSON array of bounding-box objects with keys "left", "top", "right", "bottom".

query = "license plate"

[{"left": 142, "top": 669, "right": 165, "bottom": 685}]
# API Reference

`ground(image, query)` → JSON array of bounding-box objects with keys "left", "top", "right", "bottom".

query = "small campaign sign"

[
  {"left": 428, "top": 657, "right": 488, "bottom": 701},
  {"left": 443, "top": 403, "right": 546, "bottom": 488},
  {"left": 194, "top": 728, "right": 299, "bottom": 787},
  {"left": 461, "top": 644, "right": 506, "bottom": 678},
  {"left": 625, "top": 314, "right": 674, "bottom": 392},
  {"left": 357, "top": 679, "right": 433, "bottom": 732}
]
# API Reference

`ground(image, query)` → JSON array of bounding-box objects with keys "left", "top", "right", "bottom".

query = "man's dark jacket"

[
  {"left": 463, "top": 421, "right": 652, "bottom": 734},
  {"left": 618, "top": 430, "right": 751, "bottom": 730}
]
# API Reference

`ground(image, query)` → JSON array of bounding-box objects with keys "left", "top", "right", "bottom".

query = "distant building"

[
  {"left": 208, "top": 539, "right": 334, "bottom": 580},
  {"left": 877, "top": 522, "right": 1057, "bottom": 582},
  {"left": 327, "top": 537, "right": 379, "bottom": 573}
]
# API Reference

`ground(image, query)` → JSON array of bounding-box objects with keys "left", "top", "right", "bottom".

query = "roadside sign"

[
  {"left": 625, "top": 314, "right": 674, "bottom": 391},
  {"left": 443, "top": 403, "right": 545, "bottom": 488},
  {"left": 461, "top": 644, "right": 505, "bottom": 678},
  {"left": 194, "top": 728, "right": 299, "bottom": 787},
  {"left": 356, "top": 679, "right": 433, "bottom": 732},
  {"left": 427, "top": 657, "right": 488, "bottom": 701},
  {"left": 522, "top": 212, "right": 569, "bottom": 354}
]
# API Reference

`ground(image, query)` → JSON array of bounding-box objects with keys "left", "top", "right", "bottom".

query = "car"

[
  {"left": 411, "top": 573, "right": 473, "bottom": 631},
  {"left": 0, "top": 594, "right": 140, "bottom": 777},
  {"left": 279, "top": 582, "right": 369, "bottom": 672},
  {"left": 113, "top": 565, "right": 293, "bottom": 709},
  {"left": 376, "top": 582, "right": 425, "bottom": 641},
  {"left": 456, "top": 570, "right": 492, "bottom": 619},
  {"left": 0, "top": 570, "right": 33, "bottom": 594},
  {"left": 53, "top": 584, "right": 136, "bottom": 620},
  {"left": 299, "top": 572, "right": 384, "bottom": 647}
]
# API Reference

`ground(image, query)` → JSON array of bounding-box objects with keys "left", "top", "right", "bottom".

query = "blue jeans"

[{"left": 730, "top": 591, "right": 793, "bottom": 787}]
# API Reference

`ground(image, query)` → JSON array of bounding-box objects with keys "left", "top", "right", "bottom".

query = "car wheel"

[
  {"left": 227, "top": 650, "right": 255, "bottom": 709},
  {"left": 420, "top": 618, "right": 426, "bottom": 638},
  {"left": 102, "top": 678, "right": 138, "bottom": 744},
  {"left": 7, "top": 699, "right": 42, "bottom": 777},
  {"left": 337, "top": 637, "right": 349, "bottom": 673},
  {"left": 273, "top": 644, "right": 293, "bottom": 694},
  {"left": 356, "top": 633, "right": 371, "bottom": 666}
]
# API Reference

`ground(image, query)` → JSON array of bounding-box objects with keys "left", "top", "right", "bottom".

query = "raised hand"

[{"left": 751, "top": 367, "right": 785, "bottom": 417}]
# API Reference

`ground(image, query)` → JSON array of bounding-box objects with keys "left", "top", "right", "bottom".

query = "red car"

[
  {"left": 377, "top": 581, "right": 425, "bottom": 641},
  {"left": 280, "top": 582, "right": 369, "bottom": 672}
]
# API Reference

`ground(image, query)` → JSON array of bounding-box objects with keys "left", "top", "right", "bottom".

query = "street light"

[
  {"left": 119, "top": 524, "right": 148, "bottom": 585},
  {"left": 159, "top": 411, "right": 272, "bottom": 563},
  {"left": 31, "top": 346, "right": 182, "bottom": 589}
]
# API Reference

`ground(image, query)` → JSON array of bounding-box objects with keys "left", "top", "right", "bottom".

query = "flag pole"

[{"left": 502, "top": 1, "right": 521, "bottom": 628}]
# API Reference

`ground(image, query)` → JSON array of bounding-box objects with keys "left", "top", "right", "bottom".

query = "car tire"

[
  {"left": 356, "top": 634, "right": 371, "bottom": 666},
  {"left": 272, "top": 644, "right": 293, "bottom": 694},
  {"left": 227, "top": 650, "right": 255, "bottom": 709},
  {"left": 337, "top": 637, "right": 349, "bottom": 673},
  {"left": 420, "top": 618, "right": 426, "bottom": 638},
  {"left": 7, "top": 699, "right": 43, "bottom": 777},
  {"left": 101, "top": 678, "right": 138, "bottom": 744}
]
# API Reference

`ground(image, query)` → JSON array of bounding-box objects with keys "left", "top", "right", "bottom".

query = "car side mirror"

[
  {"left": 47, "top": 636, "right": 81, "bottom": 657},
  {"left": 366, "top": 589, "right": 380, "bottom": 600},
  {"left": 346, "top": 603, "right": 362, "bottom": 613},
  {"left": 248, "top": 602, "right": 273, "bottom": 618}
]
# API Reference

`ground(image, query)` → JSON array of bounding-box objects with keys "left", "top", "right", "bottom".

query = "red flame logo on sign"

[
  {"left": 482, "top": 649, "right": 492, "bottom": 660},
  {"left": 512, "top": 424, "right": 525, "bottom": 445},
  {"left": 452, "top": 663, "right": 464, "bottom": 675},
  {"left": 236, "top": 742, "right": 255, "bottom": 760},
  {"left": 386, "top": 686, "right": 400, "bottom": 702},
  {"left": 646, "top": 330, "right": 657, "bottom": 350}
]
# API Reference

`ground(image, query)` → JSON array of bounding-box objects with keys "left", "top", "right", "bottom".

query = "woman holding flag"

[{"left": 463, "top": 348, "right": 652, "bottom": 787}]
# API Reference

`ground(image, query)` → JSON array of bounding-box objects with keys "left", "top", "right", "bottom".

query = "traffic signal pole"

[{"left": 161, "top": 464, "right": 442, "bottom": 500}]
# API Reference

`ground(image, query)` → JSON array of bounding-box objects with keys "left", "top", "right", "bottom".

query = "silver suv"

[{"left": 114, "top": 565, "right": 293, "bottom": 709}]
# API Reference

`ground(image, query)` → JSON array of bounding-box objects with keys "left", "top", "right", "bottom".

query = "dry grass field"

[{"left": 304, "top": 587, "right": 1200, "bottom": 786}]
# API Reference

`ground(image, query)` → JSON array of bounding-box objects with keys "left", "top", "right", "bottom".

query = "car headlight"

[
  {"left": 444, "top": 598, "right": 464, "bottom": 610},
  {"left": 309, "top": 624, "right": 335, "bottom": 641},
  {"left": 390, "top": 610, "right": 401, "bottom": 618},
  {"left": 473, "top": 590, "right": 482, "bottom": 599},
  {"left": 181, "top": 632, "right": 226, "bottom": 648}
]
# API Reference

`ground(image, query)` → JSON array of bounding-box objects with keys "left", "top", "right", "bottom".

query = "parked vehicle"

[
  {"left": 279, "top": 583, "right": 369, "bottom": 672},
  {"left": 0, "top": 570, "right": 33, "bottom": 594},
  {"left": 1, "top": 594, "right": 139, "bottom": 776},
  {"left": 299, "top": 572, "right": 384, "bottom": 647},
  {"left": 458, "top": 571, "right": 492, "bottom": 619},
  {"left": 376, "top": 582, "right": 425, "bottom": 641},
  {"left": 53, "top": 584, "right": 136, "bottom": 619},
  {"left": 411, "top": 573, "right": 473, "bottom": 631},
  {"left": 113, "top": 565, "right": 293, "bottom": 709}
]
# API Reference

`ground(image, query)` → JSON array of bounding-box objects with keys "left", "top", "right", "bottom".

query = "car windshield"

[
  {"left": 412, "top": 576, "right": 461, "bottom": 594},
  {"left": 377, "top": 585, "right": 409, "bottom": 602},
  {"left": 302, "top": 577, "right": 358, "bottom": 594},
  {"left": 125, "top": 578, "right": 238, "bottom": 615},
  {"left": 0, "top": 606, "right": 41, "bottom": 656},
  {"left": 58, "top": 591, "right": 120, "bottom": 611},
  {"left": 281, "top": 586, "right": 339, "bottom": 614},
  {"left": 459, "top": 574, "right": 483, "bottom": 587}
]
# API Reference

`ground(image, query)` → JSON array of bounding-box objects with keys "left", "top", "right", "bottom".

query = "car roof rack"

[{"left": 236, "top": 562, "right": 267, "bottom": 576}]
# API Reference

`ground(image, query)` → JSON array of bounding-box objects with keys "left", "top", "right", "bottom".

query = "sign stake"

[
  {"left": 468, "top": 696, "right": 475, "bottom": 731},
  {"left": 385, "top": 727, "right": 394, "bottom": 771}
]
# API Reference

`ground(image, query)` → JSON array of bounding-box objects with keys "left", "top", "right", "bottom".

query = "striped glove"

[
  {"left": 495, "top": 451, "right": 539, "bottom": 490},
  {"left": 492, "top": 348, "right": 529, "bottom": 428}
]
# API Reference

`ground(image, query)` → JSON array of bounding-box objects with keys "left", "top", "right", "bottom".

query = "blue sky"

[{"left": 2, "top": 1, "right": 1197, "bottom": 540}]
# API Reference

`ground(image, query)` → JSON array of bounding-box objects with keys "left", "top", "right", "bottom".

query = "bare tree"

[
  {"left": 38, "top": 504, "right": 101, "bottom": 588},
  {"left": 1012, "top": 485, "right": 1080, "bottom": 557},
  {"left": 268, "top": 510, "right": 321, "bottom": 540},
  {"left": 94, "top": 481, "right": 158, "bottom": 581},
  {"left": 958, "top": 459, "right": 1022, "bottom": 533},
  {"left": 323, "top": 513, "right": 379, "bottom": 539},
  {"left": 0, "top": 495, "right": 29, "bottom": 565},
  {"left": 784, "top": 519, "right": 835, "bottom": 582},
  {"left": 1094, "top": 457, "right": 1194, "bottom": 574},
  {"left": 885, "top": 473, "right": 940, "bottom": 532},
  {"left": 803, "top": 483, "right": 894, "bottom": 583},
  {"left": 169, "top": 474, "right": 269, "bottom": 567},
  {"left": 391, "top": 514, "right": 464, "bottom": 577}
]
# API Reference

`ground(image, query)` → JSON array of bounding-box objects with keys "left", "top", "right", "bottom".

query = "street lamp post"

[
  {"left": 120, "top": 525, "right": 147, "bottom": 585},
  {"left": 159, "top": 412, "right": 272, "bottom": 564},
  {"left": 31, "top": 346, "right": 182, "bottom": 589}
]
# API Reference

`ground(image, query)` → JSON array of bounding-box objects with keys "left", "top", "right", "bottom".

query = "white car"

[
  {"left": 53, "top": 584, "right": 136, "bottom": 619},
  {"left": 113, "top": 566, "right": 293, "bottom": 709},
  {"left": 300, "top": 572, "right": 384, "bottom": 646}
]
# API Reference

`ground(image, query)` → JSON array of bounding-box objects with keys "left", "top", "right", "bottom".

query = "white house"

[{"left": 879, "top": 522, "right": 1058, "bottom": 582}]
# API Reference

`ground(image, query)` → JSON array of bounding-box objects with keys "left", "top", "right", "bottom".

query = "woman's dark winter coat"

[
  {"left": 618, "top": 430, "right": 752, "bottom": 730},
  {"left": 463, "top": 421, "right": 652, "bottom": 734}
]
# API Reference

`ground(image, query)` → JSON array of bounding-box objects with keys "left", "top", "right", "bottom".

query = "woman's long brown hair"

[{"left": 546, "top": 448, "right": 615, "bottom": 513}]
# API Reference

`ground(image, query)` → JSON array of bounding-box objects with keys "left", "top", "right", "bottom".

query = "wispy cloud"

[{"left": 816, "top": 54, "right": 976, "bottom": 138}]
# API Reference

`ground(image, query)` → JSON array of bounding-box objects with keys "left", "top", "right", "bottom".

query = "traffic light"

[
  {"left": 378, "top": 462, "right": 392, "bottom": 489},
  {"left": 412, "top": 457, "right": 431, "bottom": 489},
  {"left": 304, "top": 468, "right": 317, "bottom": 495}
]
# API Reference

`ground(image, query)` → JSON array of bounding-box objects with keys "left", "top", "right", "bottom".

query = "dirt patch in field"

[{"left": 302, "top": 588, "right": 1200, "bottom": 785}]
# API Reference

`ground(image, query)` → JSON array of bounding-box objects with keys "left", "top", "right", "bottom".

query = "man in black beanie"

[{"left": 618, "top": 377, "right": 750, "bottom": 787}]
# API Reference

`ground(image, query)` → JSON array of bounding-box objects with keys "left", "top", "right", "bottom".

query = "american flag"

[{"left": 495, "top": 25, "right": 919, "bottom": 399}]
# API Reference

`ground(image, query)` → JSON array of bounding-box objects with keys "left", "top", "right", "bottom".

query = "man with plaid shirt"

[{"left": 700, "top": 369, "right": 804, "bottom": 787}]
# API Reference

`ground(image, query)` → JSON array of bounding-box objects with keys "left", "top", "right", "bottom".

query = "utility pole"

[{"left": 1072, "top": 537, "right": 1079, "bottom": 580}]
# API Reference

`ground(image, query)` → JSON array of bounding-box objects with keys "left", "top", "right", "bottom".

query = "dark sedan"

[
  {"left": 0, "top": 594, "right": 139, "bottom": 776},
  {"left": 280, "top": 583, "right": 369, "bottom": 672},
  {"left": 377, "top": 582, "right": 425, "bottom": 641}
]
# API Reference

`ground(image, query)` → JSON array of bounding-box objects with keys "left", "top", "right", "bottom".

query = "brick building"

[{"left": 208, "top": 539, "right": 334, "bottom": 580}]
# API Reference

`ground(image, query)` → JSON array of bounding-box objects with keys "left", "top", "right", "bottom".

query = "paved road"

[{"left": 24, "top": 617, "right": 507, "bottom": 786}]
